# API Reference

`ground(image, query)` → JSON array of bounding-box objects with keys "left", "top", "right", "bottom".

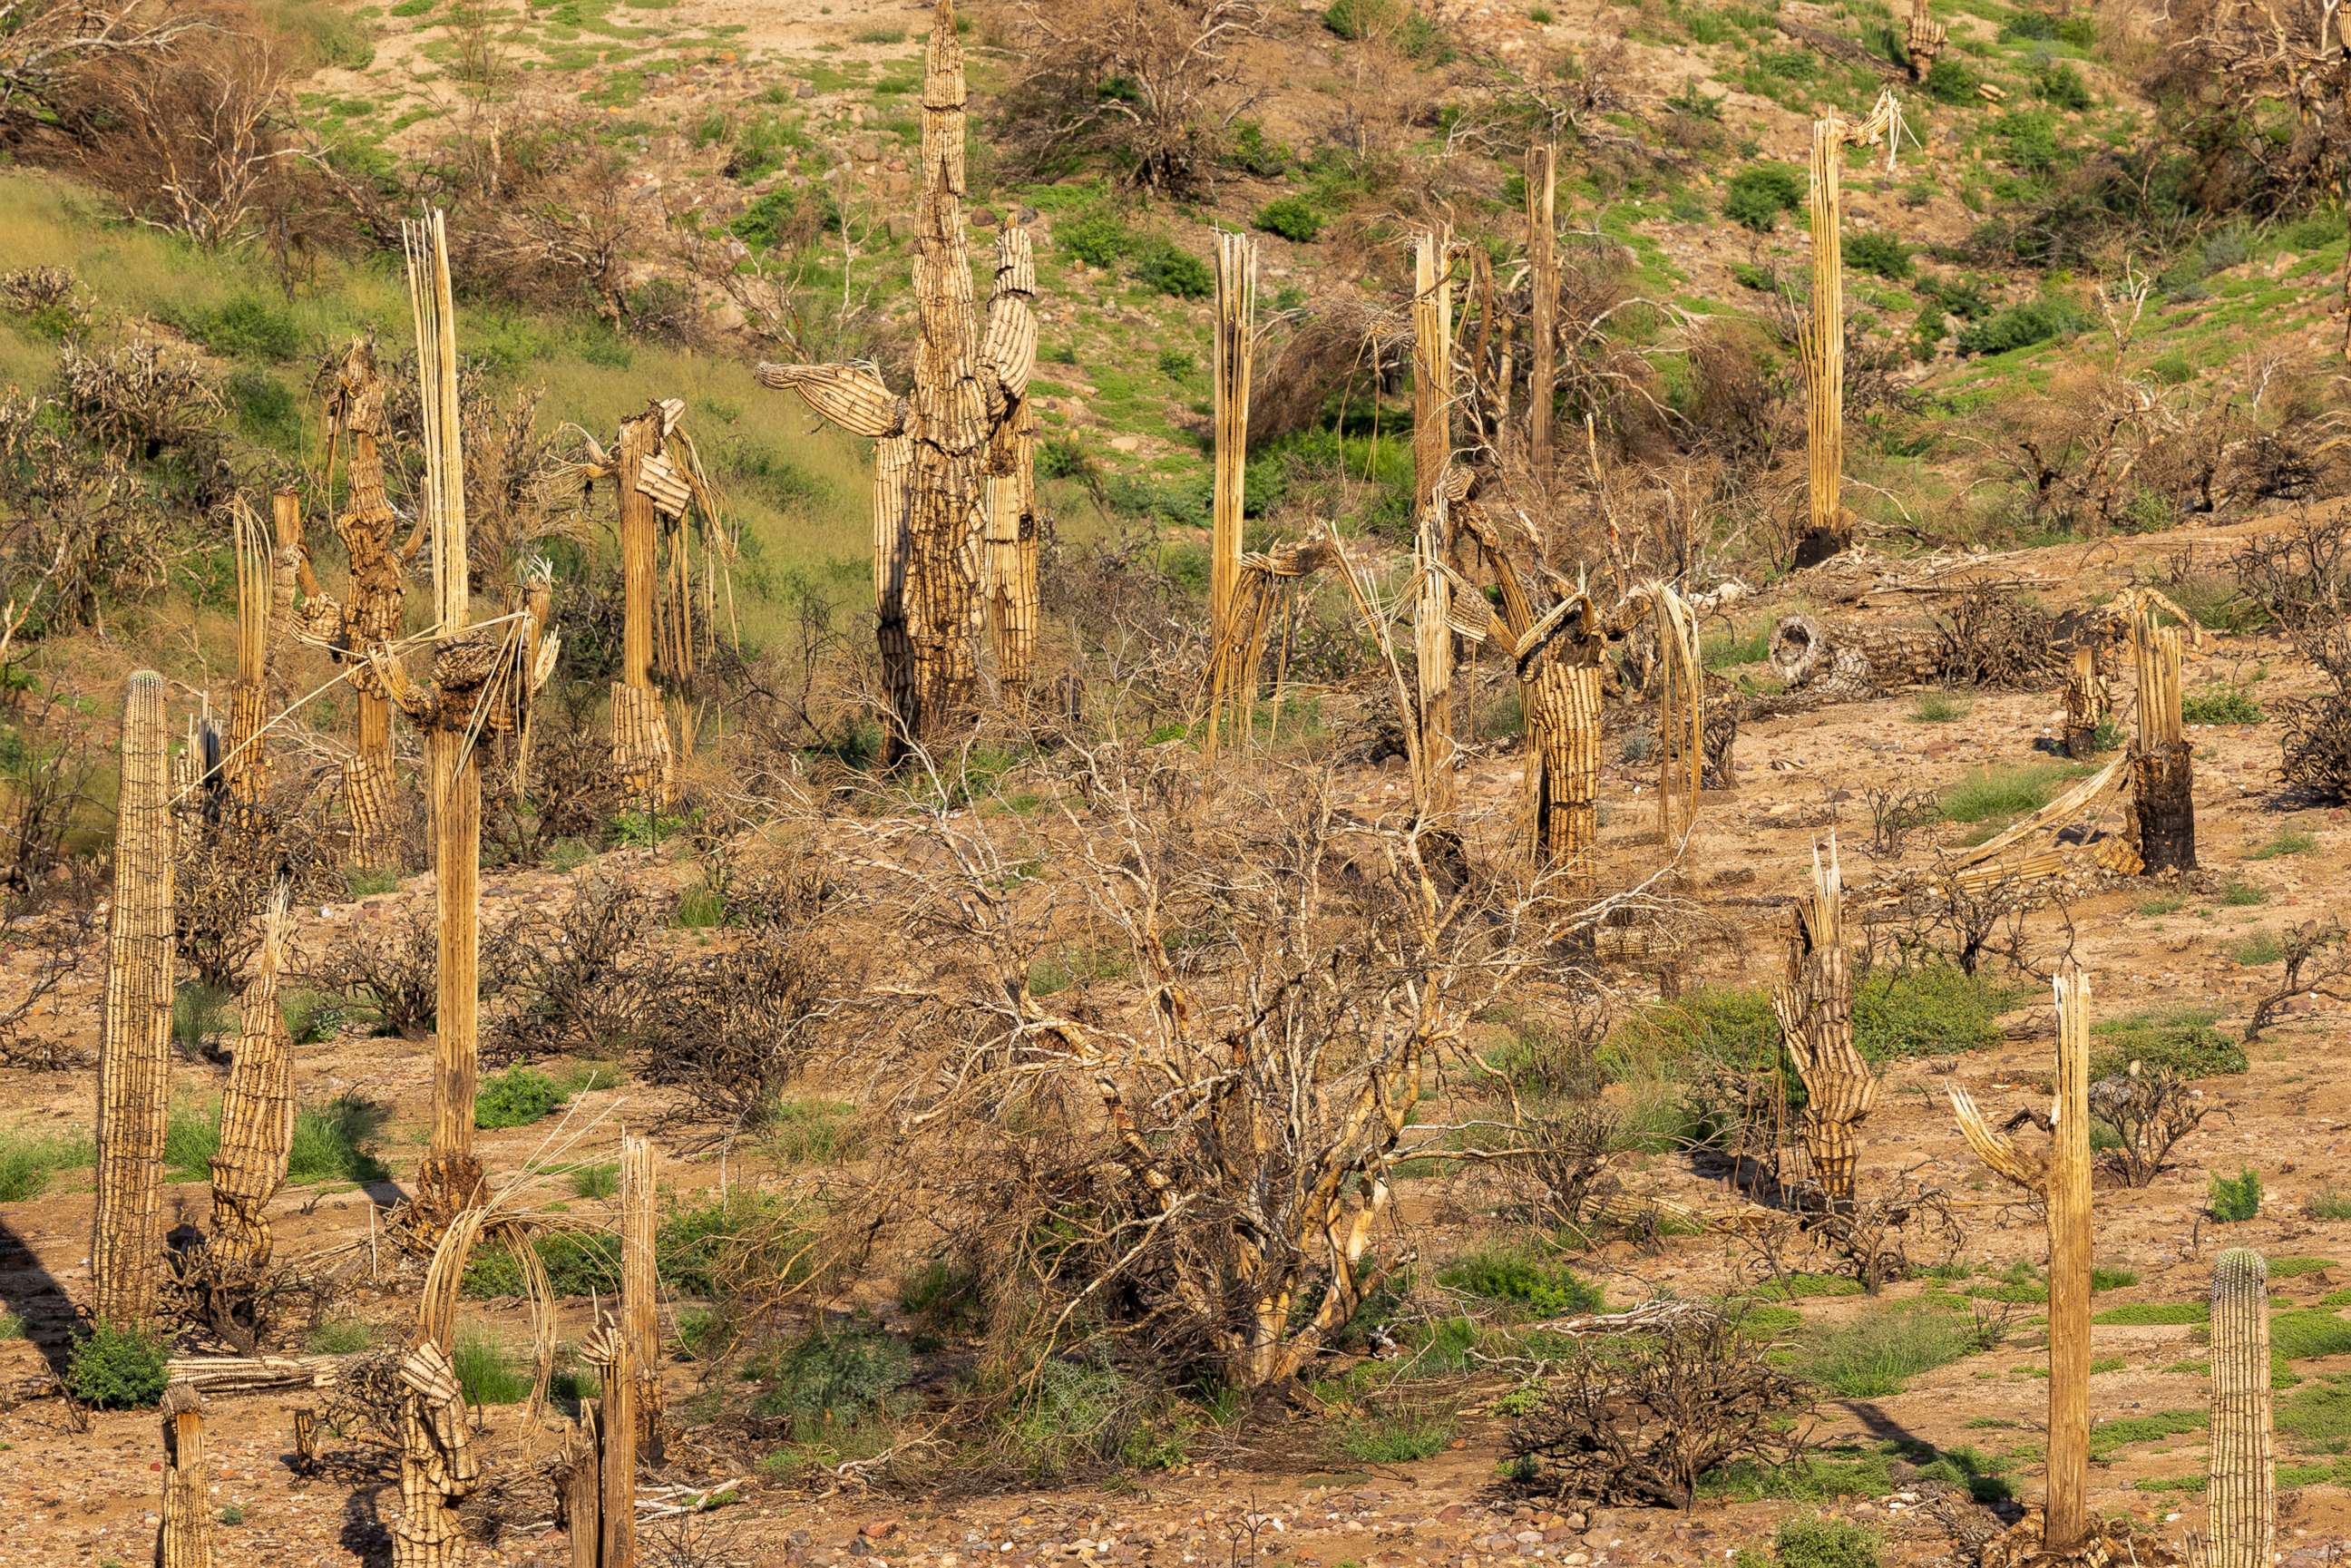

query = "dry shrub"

[
  {"left": 1504, "top": 1307, "right": 1812, "bottom": 1508},
  {"left": 841, "top": 746, "right": 1590, "bottom": 1393},
  {"left": 2279, "top": 690, "right": 2351, "bottom": 802},
  {"left": 174, "top": 794, "right": 336, "bottom": 991},
  {"left": 483, "top": 873, "right": 668, "bottom": 1061},
  {"left": 1935, "top": 585, "right": 2064, "bottom": 690},
  {"left": 2089, "top": 1066, "right": 2210, "bottom": 1187},
  {"left": 1001, "top": 0, "right": 1263, "bottom": 198},
  {"left": 2246, "top": 918, "right": 2351, "bottom": 1041},
  {"left": 312, "top": 907, "right": 438, "bottom": 1039}
]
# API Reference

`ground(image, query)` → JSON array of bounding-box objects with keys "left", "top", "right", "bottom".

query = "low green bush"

[
  {"left": 474, "top": 1066, "right": 568, "bottom": 1129},
  {"left": 68, "top": 1323, "right": 170, "bottom": 1408},
  {"left": 2210, "top": 1167, "right": 2263, "bottom": 1223},
  {"left": 2090, "top": 1008, "right": 2246, "bottom": 1079},
  {"left": 1771, "top": 1514, "right": 1881, "bottom": 1568},
  {"left": 2182, "top": 687, "right": 2264, "bottom": 725},
  {"left": 1956, "top": 296, "right": 2088, "bottom": 356},
  {"left": 1724, "top": 163, "right": 1805, "bottom": 231},
  {"left": 1438, "top": 1244, "right": 1602, "bottom": 1317},
  {"left": 1844, "top": 229, "right": 1912, "bottom": 280},
  {"left": 1131, "top": 237, "right": 1214, "bottom": 299},
  {"left": 747, "top": 1317, "right": 912, "bottom": 1440},
  {"left": 1254, "top": 195, "right": 1327, "bottom": 243}
]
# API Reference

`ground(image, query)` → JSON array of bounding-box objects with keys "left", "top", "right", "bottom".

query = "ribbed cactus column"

[
  {"left": 610, "top": 404, "right": 676, "bottom": 801},
  {"left": 226, "top": 507, "right": 271, "bottom": 807},
  {"left": 620, "top": 1131, "right": 660, "bottom": 1456},
  {"left": 1797, "top": 94, "right": 1899, "bottom": 564},
  {"left": 984, "top": 231, "right": 1041, "bottom": 698},
  {"left": 1409, "top": 228, "right": 1456, "bottom": 820},
  {"left": 1949, "top": 964, "right": 2095, "bottom": 1557},
  {"left": 1517, "top": 597, "right": 1605, "bottom": 898},
  {"left": 92, "top": 670, "right": 176, "bottom": 1328},
  {"left": 2062, "top": 644, "right": 2105, "bottom": 760},
  {"left": 208, "top": 887, "right": 294, "bottom": 1275},
  {"left": 157, "top": 1383, "right": 214, "bottom": 1568},
  {"left": 1905, "top": 0, "right": 1946, "bottom": 81},
  {"left": 755, "top": 0, "right": 1036, "bottom": 761},
  {"left": 1526, "top": 141, "right": 1557, "bottom": 487},
  {"left": 2132, "top": 619, "right": 2196, "bottom": 872},
  {"left": 2209, "top": 1248, "right": 2274, "bottom": 1568},
  {"left": 1773, "top": 837, "right": 1876, "bottom": 1206},
  {"left": 1204, "top": 229, "right": 1257, "bottom": 763}
]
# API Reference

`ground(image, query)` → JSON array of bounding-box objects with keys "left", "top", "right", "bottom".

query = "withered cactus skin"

[
  {"left": 1409, "top": 229, "right": 1457, "bottom": 820},
  {"left": 1525, "top": 142, "right": 1557, "bottom": 487},
  {"left": 392, "top": 1340, "right": 477, "bottom": 1568},
  {"left": 323, "top": 337, "right": 426, "bottom": 863},
  {"left": 158, "top": 1383, "right": 214, "bottom": 1568},
  {"left": 2132, "top": 620, "right": 2196, "bottom": 872},
  {"left": 1949, "top": 967, "right": 2095, "bottom": 1557},
  {"left": 2209, "top": 1248, "right": 2274, "bottom": 1568},
  {"left": 620, "top": 1132, "right": 660, "bottom": 1456},
  {"left": 208, "top": 890, "right": 295, "bottom": 1274},
  {"left": 611, "top": 404, "right": 677, "bottom": 800},
  {"left": 984, "top": 232, "right": 1041, "bottom": 696},
  {"left": 1797, "top": 96, "right": 1898, "bottom": 562},
  {"left": 1906, "top": 0, "right": 1946, "bottom": 81},
  {"left": 756, "top": 0, "right": 1037, "bottom": 760},
  {"left": 92, "top": 670, "right": 176, "bottom": 1328},
  {"left": 1208, "top": 230, "right": 1256, "bottom": 719},
  {"left": 1772, "top": 839, "right": 1876, "bottom": 1205}
]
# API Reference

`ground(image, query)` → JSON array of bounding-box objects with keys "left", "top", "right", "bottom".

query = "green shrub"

[
  {"left": 1724, "top": 163, "right": 1806, "bottom": 231},
  {"left": 67, "top": 1324, "right": 170, "bottom": 1408},
  {"left": 2248, "top": 830, "right": 2317, "bottom": 860},
  {"left": 1995, "top": 111, "right": 2063, "bottom": 173},
  {"left": 1793, "top": 1306, "right": 1976, "bottom": 1397},
  {"left": 2089, "top": 1008, "right": 2246, "bottom": 1079},
  {"left": 1940, "top": 763, "right": 2085, "bottom": 823},
  {"left": 1132, "top": 237, "right": 1213, "bottom": 299},
  {"left": 766, "top": 1098, "right": 863, "bottom": 1165},
  {"left": 1956, "top": 296, "right": 2088, "bottom": 355},
  {"left": 1922, "top": 57, "right": 1979, "bottom": 103},
  {"left": 1337, "top": 1407, "right": 1455, "bottom": 1462},
  {"left": 1057, "top": 209, "right": 1131, "bottom": 268},
  {"left": 1908, "top": 692, "right": 1968, "bottom": 723},
  {"left": 474, "top": 1066, "right": 568, "bottom": 1129},
  {"left": 452, "top": 1329, "right": 532, "bottom": 1406},
  {"left": 1771, "top": 1514, "right": 1881, "bottom": 1568},
  {"left": 164, "top": 1103, "right": 220, "bottom": 1183},
  {"left": 280, "top": 988, "right": 351, "bottom": 1045},
  {"left": 173, "top": 980, "right": 236, "bottom": 1059},
  {"left": 900, "top": 1259, "right": 986, "bottom": 1333},
  {"left": 0, "top": 1125, "right": 93, "bottom": 1203},
  {"left": 2220, "top": 879, "right": 2270, "bottom": 907},
  {"left": 2182, "top": 687, "right": 2264, "bottom": 725},
  {"left": 1226, "top": 119, "right": 1291, "bottom": 175},
  {"left": 1853, "top": 966, "right": 2006, "bottom": 1060},
  {"left": 1844, "top": 229, "right": 1912, "bottom": 281},
  {"left": 178, "top": 294, "right": 304, "bottom": 361},
  {"left": 2036, "top": 63, "right": 2091, "bottom": 111},
  {"left": 1254, "top": 195, "right": 1328, "bottom": 243},
  {"left": 747, "top": 1318, "right": 912, "bottom": 1438},
  {"left": 2210, "top": 1167, "right": 2262, "bottom": 1223},
  {"left": 1438, "top": 1245, "right": 1602, "bottom": 1317},
  {"left": 286, "top": 1096, "right": 388, "bottom": 1185},
  {"left": 568, "top": 1161, "right": 619, "bottom": 1200},
  {"left": 1156, "top": 346, "right": 1195, "bottom": 379}
]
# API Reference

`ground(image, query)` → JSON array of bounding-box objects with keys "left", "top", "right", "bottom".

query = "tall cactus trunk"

[
  {"left": 227, "top": 507, "right": 271, "bottom": 808},
  {"left": 408, "top": 211, "right": 483, "bottom": 1217},
  {"left": 2132, "top": 622, "right": 2195, "bottom": 872},
  {"left": 1410, "top": 229, "right": 1456, "bottom": 821},
  {"left": 620, "top": 1132, "right": 660, "bottom": 1458},
  {"left": 208, "top": 887, "right": 295, "bottom": 1275},
  {"left": 1773, "top": 838, "right": 1876, "bottom": 1207},
  {"left": 1525, "top": 141, "right": 1557, "bottom": 491},
  {"left": 983, "top": 230, "right": 1040, "bottom": 698},
  {"left": 874, "top": 432, "right": 918, "bottom": 739},
  {"left": 1800, "top": 116, "right": 1850, "bottom": 561},
  {"left": 1905, "top": 0, "right": 1946, "bottom": 81},
  {"left": 612, "top": 406, "right": 676, "bottom": 802},
  {"left": 2209, "top": 1247, "right": 2274, "bottom": 1568},
  {"left": 158, "top": 1383, "right": 215, "bottom": 1568},
  {"left": 268, "top": 489, "right": 303, "bottom": 692},
  {"left": 2044, "top": 967, "right": 2093, "bottom": 1555},
  {"left": 327, "top": 338, "right": 417, "bottom": 867},
  {"left": 1517, "top": 601, "right": 1604, "bottom": 901},
  {"left": 92, "top": 670, "right": 176, "bottom": 1328},
  {"left": 1205, "top": 230, "right": 1256, "bottom": 763}
]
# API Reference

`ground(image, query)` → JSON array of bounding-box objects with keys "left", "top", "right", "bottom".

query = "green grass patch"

[
  {"left": 452, "top": 1329, "right": 532, "bottom": 1406},
  {"left": 474, "top": 1066, "right": 570, "bottom": 1130},
  {"left": 0, "top": 1123, "right": 93, "bottom": 1202},
  {"left": 2182, "top": 687, "right": 2264, "bottom": 725},
  {"left": 2092, "top": 1302, "right": 2209, "bottom": 1327},
  {"left": 1336, "top": 1407, "right": 1456, "bottom": 1463},
  {"left": 1909, "top": 693, "right": 1972, "bottom": 724},
  {"left": 2088, "top": 1407, "right": 2205, "bottom": 1460},
  {"left": 2249, "top": 830, "right": 2319, "bottom": 861},
  {"left": 1790, "top": 1305, "right": 1979, "bottom": 1398},
  {"left": 287, "top": 1096, "right": 389, "bottom": 1185},
  {"left": 1438, "top": 1244, "right": 1602, "bottom": 1318},
  {"left": 2089, "top": 1008, "right": 2246, "bottom": 1079},
  {"left": 1940, "top": 763, "right": 2089, "bottom": 824},
  {"left": 765, "top": 1098, "right": 864, "bottom": 1166}
]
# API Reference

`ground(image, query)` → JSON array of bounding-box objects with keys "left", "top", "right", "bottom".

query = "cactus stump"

[
  {"left": 158, "top": 1383, "right": 214, "bottom": 1568},
  {"left": 2208, "top": 1248, "right": 2274, "bottom": 1568}
]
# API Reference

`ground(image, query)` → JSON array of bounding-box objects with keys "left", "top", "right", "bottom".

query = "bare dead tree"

[
  {"left": 2246, "top": 919, "right": 2351, "bottom": 1041},
  {"left": 2089, "top": 1066, "right": 2212, "bottom": 1187}
]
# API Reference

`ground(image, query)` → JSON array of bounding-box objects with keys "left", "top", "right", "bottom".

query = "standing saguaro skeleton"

[
  {"left": 1410, "top": 228, "right": 1458, "bottom": 820},
  {"left": 756, "top": 0, "right": 1037, "bottom": 760},
  {"left": 207, "top": 884, "right": 295, "bottom": 1282},
  {"left": 2208, "top": 1248, "right": 2275, "bottom": 1568},
  {"left": 2131, "top": 612, "right": 2196, "bottom": 872},
  {"left": 1204, "top": 230, "right": 1257, "bottom": 761},
  {"left": 92, "top": 669, "right": 175, "bottom": 1328},
  {"left": 1525, "top": 141, "right": 1558, "bottom": 488},
  {"left": 1949, "top": 967, "right": 2098, "bottom": 1561},
  {"left": 1773, "top": 838, "right": 1874, "bottom": 1206},
  {"left": 1799, "top": 92, "right": 1902, "bottom": 561}
]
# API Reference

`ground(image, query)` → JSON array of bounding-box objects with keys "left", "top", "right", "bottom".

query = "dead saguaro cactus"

[
  {"left": 984, "top": 256, "right": 1042, "bottom": 700},
  {"left": 1515, "top": 596, "right": 1605, "bottom": 893},
  {"left": 1797, "top": 93, "right": 1901, "bottom": 564},
  {"left": 1773, "top": 838, "right": 1875, "bottom": 1205},
  {"left": 2208, "top": 1248, "right": 2274, "bottom": 1568},
  {"left": 225, "top": 504, "right": 272, "bottom": 806},
  {"left": 2131, "top": 619, "right": 2195, "bottom": 872},
  {"left": 394, "top": 1340, "right": 478, "bottom": 1568},
  {"left": 207, "top": 884, "right": 295, "bottom": 1277},
  {"left": 1205, "top": 538, "right": 1337, "bottom": 752},
  {"left": 566, "top": 1316, "right": 637, "bottom": 1568},
  {"left": 315, "top": 336, "right": 427, "bottom": 866},
  {"left": 1204, "top": 229, "right": 1257, "bottom": 760},
  {"left": 619, "top": 1132, "right": 660, "bottom": 1454},
  {"left": 572, "top": 397, "right": 731, "bottom": 801},
  {"left": 1525, "top": 141, "right": 1557, "bottom": 486},
  {"left": 2062, "top": 645, "right": 2105, "bottom": 759},
  {"left": 1949, "top": 966, "right": 2096, "bottom": 1560},
  {"left": 1410, "top": 228, "right": 1458, "bottom": 819},
  {"left": 1905, "top": 0, "right": 1946, "bottom": 81},
  {"left": 158, "top": 1382, "right": 214, "bottom": 1568},
  {"left": 92, "top": 669, "right": 176, "bottom": 1328},
  {"left": 756, "top": 0, "right": 1037, "bottom": 760}
]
